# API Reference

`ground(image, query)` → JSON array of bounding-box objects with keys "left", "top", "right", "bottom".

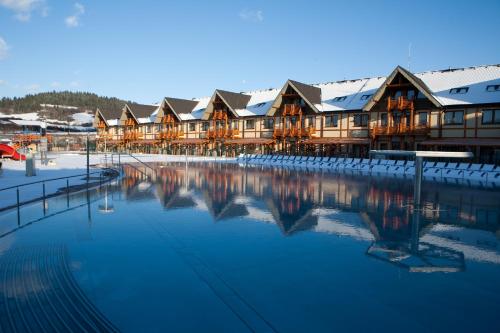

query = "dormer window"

[
  {"left": 332, "top": 96, "right": 347, "bottom": 102},
  {"left": 486, "top": 85, "right": 500, "bottom": 92},
  {"left": 255, "top": 102, "right": 266, "bottom": 107},
  {"left": 449, "top": 87, "right": 469, "bottom": 94},
  {"left": 360, "top": 94, "right": 372, "bottom": 100}
]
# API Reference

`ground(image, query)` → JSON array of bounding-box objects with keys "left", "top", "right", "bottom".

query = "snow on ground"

[{"left": 71, "top": 112, "right": 94, "bottom": 125}]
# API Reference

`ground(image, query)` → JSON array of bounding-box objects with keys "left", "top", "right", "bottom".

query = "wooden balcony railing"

[
  {"left": 213, "top": 110, "right": 228, "bottom": 120},
  {"left": 156, "top": 130, "right": 185, "bottom": 140},
  {"left": 124, "top": 118, "right": 136, "bottom": 126},
  {"left": 282, "top": 104, "right": 302, "bottom": 116},
  {"left": 273, "top": 126, "right": 315, "bottom": 138},
  {"left": 387, "top": 96, "right": 414, "bottom": 112},
  {"left": 370, "top": 124, "right": 430, "bottom": 137},
  {"left": 162, "top": 114, "right": 176, "bottom": 124},
  {"left": 12, "top": 134, "right": 53, "bottom": 143},
  {"left": 123, "top": 131, "right": 144, "bottom": 141}
]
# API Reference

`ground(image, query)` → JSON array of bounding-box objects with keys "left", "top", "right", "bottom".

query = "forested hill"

[{"left": 0, "top": 91, "right": 133, "bottom": 114}]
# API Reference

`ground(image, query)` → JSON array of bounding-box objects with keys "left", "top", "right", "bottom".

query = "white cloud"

[
  {"left": 239, "top": 9, "right": 263, "bottom": 23},
  {"left": 65, "top": 2, "right": 84, "bottom": 27},
  {"left": 0, "top": 0, "right": 48, "bottom": 22},
  {"left": 0, "top": 79, "right": 6, "bottom": 85},
  {"left": 69, "top": 80, "right": 80, "bottom": 87},
  {"left": 50, "top": 81, "right": 60, "bottom": 87},
  {"left": 0, "top": 37, "right": 9, "bottom": 60}
]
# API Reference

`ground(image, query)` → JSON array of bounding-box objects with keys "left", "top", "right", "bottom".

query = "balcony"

[
  {"left": 273, "top": 126, "right": 316, "bottom": 138},
  {"left": 161, "top": 114, "right": 176, "bottom": 124},
  {"left": 370, "top": 124, "right": 430, "bottom": 138},
  {"left": 123, "top": 131, "right": 144, "bottom": 141},
  {"left": 213, "top": 110, "right": 228, "bottom": 120},
  {"left": 282, "top": 104, "right": 302, "bottom": 116},
  {"left": 387, "top": 96, "right": 414, "bottom": 112},
  {"left": 124, "top": 118, "right": 136, "bottom": 126},
  {"left": 156, "top": 130, "right": 185, "bottom": 140}
]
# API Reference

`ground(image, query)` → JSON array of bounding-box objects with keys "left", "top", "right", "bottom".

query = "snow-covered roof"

[
  {"left": 9, "top": 119, "right": 45, "bottom": 126},
  {"left": 235, "top": 88, "right": 280, "bottom": 117},
  {"left": 415, "top": 65, "right": 500, "bottom": 106}
]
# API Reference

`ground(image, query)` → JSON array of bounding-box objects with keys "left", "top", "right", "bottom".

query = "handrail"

[{"left": 0, "top": 170, "right": 107, "bottom": 192}]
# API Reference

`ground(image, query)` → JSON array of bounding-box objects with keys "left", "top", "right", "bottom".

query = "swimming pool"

[{"left": 1, "top": 162, "right": 499, "bottom": 332}]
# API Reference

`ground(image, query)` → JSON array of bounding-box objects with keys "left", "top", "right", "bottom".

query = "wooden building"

[{"left": 94, "top": 64, "right": 500, "bottom": 163}]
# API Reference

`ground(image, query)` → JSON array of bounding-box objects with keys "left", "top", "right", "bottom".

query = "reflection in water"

[{"left": 116, "top": 162, "right": 500, "bottom": 272}]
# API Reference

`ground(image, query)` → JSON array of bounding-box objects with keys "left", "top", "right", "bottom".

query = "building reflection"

[{"left": 117, "top": 162, "right": 500, "bottom": 271}]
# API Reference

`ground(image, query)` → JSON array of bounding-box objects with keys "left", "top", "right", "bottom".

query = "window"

[
  {"left": 246, "top": 119, "right": 255, "bottom": 129},
  {"left": 417, "top": 91, "right": 426, "bottom": 99},
  {"left": 156, "top": 124, "right": 161, "bottom": 132},
  {"left": 360, "top": 94, "right": 372, "bottom": 100},
  {"left": 482, "top": 109, "right": 500, "bottom": 124},
  {"left": 189, "top": 123, "right": 196, "bottom": 131},
  {"left": 231, "top": 120, "right": 239, "bottom": 129},
  {"left": 486, "top": 85, "right": 500, "bottom": 92},
  {"left": 418, "top": 112, "right": 427, "bottom": 126},
  {"left": 307, "top": 116, "right": 314, "bottom": 127},
  {"left": 332, "top": 96, "right": 347, "bottom": 102},
  {"left": 146, "top": 125, "right": 151, "bottom": 133},
  {"left": 263, "top": 118, "right": 274, "bottom": 129},
  {"left": 443, "top": 111, "right": 464, "bottom": 125},
  {"left": 380, "top": 113, "right": 388, "bottom": 126},
  {"left": 256, "top": 102, "right": 267, "bottom": 107},
  {"left": 407, "top": 90, "right": 415, "bottom": 100},
  {"left": 449, "top": 87, "right": 469, "bottom": 94},
  {"left": 202, "top": 122, "right": 209, "bottom": 131},
  {"left": 325, "top": 115, "right": 339, "bottom": 127},
  {"left": 353, "top": 114, "right": 369, "bottom": 127}
]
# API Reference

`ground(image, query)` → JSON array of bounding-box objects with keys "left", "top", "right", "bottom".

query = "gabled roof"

[
  {"left": 165, "top": 97, "right": 198, "bottom": 115},
  {"left": 267, "top": 80, "right": 322, "bottom": 116},
  {"left": 155, "top": 97, "right": 199, "bottom": 122},
  {"left": 363, "top": 66, "right": 442, "bottom": 111},
  {"left": 123, "top": 103, "right": 158, "bottom": 124},
  {"left": 127, "top": 103, "right": 158, "bottom": 118},
  {"left": 94, "top": 107, "right": 123, "bottom": 126},
  {"left": 202, "top": 90, "right": 251, "bottom": 120},
  {"left": 289, "top": 80, "right": 322, "bottom": 105},
  {"left": 217, "top": 90, "right": 252, "bottom": 110}
]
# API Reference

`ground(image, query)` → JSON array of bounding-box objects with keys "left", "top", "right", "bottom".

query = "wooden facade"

[{"left": 95, "top": 65, "right": 500, "bottom": 163}]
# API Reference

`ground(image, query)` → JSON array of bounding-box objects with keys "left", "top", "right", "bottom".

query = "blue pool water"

[{"left": 0, "top": 162, "right": 499, "bottom": 332}]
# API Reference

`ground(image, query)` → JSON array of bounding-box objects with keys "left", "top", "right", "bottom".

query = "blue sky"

[{"left": 0, "top": 0, "right": 499, "bottom": 104}]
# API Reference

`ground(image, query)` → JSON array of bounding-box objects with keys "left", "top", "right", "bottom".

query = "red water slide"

[{"left": 0, "top": 144, "right": 26, "bottom": 161}]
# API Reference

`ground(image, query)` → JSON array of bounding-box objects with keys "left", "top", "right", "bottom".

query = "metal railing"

[{"left": 0, "top": 169, "right": 117, "bottom": 221}]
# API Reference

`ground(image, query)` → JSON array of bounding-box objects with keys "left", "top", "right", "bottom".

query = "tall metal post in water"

[
  {"left": 86, "top": 134, "right": 90, "bottom": 179},
  {"left": 414, "top": 156, "right": 423, "bottom": 209}
]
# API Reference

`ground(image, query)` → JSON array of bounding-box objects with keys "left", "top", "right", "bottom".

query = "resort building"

[{"left": 94, "top": 64, "right": 500, "bottom": 163}]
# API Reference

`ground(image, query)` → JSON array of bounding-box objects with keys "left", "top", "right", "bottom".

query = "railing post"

[
  {"left": 42, "top": 182, "right": 46, "bottom": 215},
  {"left": 66, "top": 179, "right": 70, "bottom": 207},
  {"left": 16, "top": 187, "right": 20, "bottom": 226}
]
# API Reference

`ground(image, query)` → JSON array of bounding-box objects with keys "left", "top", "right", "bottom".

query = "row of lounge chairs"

[{"left": 237, "top": 154, "right": 500, "bottom": 183}]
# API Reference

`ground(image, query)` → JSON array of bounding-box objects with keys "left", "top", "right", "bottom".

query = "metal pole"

[
  {"left": 414, "top": 156, "right": 423, "bottom": 209},
  {"left": 42, "top": 182, "right": 46, "bottom": 215},
  {"left": 86, "top": 134, "right": 90, "bottom": 179},
  {"left": 16, "top": 187, "right": 20, "bottom": 226},
  {"left": 66, "top": 179, "right": 70, "bottom": 207}
]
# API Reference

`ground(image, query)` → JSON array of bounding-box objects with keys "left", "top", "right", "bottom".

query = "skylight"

[
  {"left": 449, "top": 87, "right": 469, "bottom": 94},
  {"left": 332, "top": 96, "right": 347, "bottom": 102},
  {"left": 360, "top": 94, "right": 372, "bottom": 100},
  {"left": 486, "top": 84, "right": 500, "bottom": 92}
]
